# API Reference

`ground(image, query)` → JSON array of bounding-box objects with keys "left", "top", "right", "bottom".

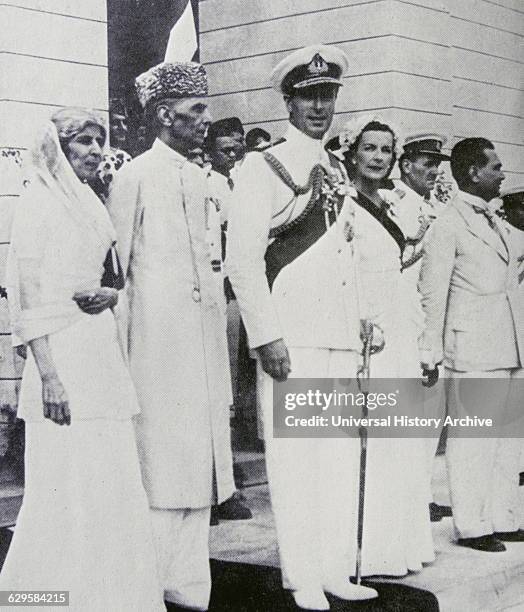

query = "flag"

[{"left": 165, "top": 0, "right": 198, "bottom": 63}]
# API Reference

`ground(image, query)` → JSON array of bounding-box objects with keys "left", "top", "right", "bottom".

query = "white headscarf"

[
  {"left": 7, "top": 116, "right": 116, "bottom": 343},
  {"left": 31, "top": 113, "right": 113, "bottom": 244}
]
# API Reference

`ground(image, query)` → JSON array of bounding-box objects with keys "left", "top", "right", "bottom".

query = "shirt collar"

[
  {"left": 283, "top": 122, "right": 327, "bottom": 161},
  {"left": 208, "top": 168, "right": 228, "bottom": 182},
  {"left": 152, "top": 138, "right": 187, "bottom": 167},
  {"left": 458, "top": 189, "right": 491, "bottom": 212}
]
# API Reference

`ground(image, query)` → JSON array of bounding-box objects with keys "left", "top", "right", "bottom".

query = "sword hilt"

[{"left": 357, "top": 319, "right": 373, "bottom": 392}]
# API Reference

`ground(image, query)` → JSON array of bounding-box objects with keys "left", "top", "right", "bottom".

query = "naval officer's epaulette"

[
  {"left": 265, "top": 136, "right": 286, "bottom": 151},
  {"left": 249, "top": 137, "right": 287, "bottom": 155},
  {"left": 261, "top": 147, "right": 345, "bottom": 240},
  {"left": 260, "top": 137, "right": 286, "bottom": 151},
  {"left": 245, "top": 138, "right": 285, "bottom": 160}
]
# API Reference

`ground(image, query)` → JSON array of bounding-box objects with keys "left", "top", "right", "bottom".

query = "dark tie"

[
  {"left": 227, "top": 177, "right": 234, "bottom": 191},
  {"left": 471, "top": 204, "right": 498, "bottom": 229}
]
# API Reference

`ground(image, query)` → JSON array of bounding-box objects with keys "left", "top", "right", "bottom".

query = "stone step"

[
  {"left": 233, "top": 450, "right": 267, "bottom": 488},
  {"left": 213, "top": 454, "right": 524, "bottom": 611},
  {"left": 376, "top": 516, "right": 524, "bottom": 612},
  {"left": 0, "top": 483, "right": 23, "bottom": 528}
]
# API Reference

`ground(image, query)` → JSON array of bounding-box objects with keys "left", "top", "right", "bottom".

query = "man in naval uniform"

[
  {"left": 419, "top": 138, "right": 524, "bottom": 552},
  {"left": 394, "top": 134, "right": 452, "bottom": 523},
  {"left": 107, "top": 62, "right": 235, "bottom": 610},
  {"left": 395, "top": 134, "right": 449, "bottom": 231},
  {"left": 227, "top": 45, "right": 378, "bottom": 609}
]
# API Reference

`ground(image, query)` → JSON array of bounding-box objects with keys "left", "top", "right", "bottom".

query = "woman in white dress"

[
  {"left": 0, "top": 108, "right": 165, "bottom": 612},
  {"left": 334, "top": 115, "right": 435, "bottom": 577}
]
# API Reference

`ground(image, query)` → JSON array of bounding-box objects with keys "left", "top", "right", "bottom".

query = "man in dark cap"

[
  {"left": 218, "top": 116, "right": 246, "bottom": 183},
  {"left": 107, "top": 62, "right": 235, "bottom": 610},
  {"left": 246, "top": 127, "right": 272, "bottom": 152},
  {"left": 206, "top": 118, "right": 243, "bottom": 226},
  {"left": 205, "top": 118, "right": 253, "bottom": 524},
  {"left": 227, "top": 44, "right": 378, "bottom": 608},
  {"left": 94, "top": 98, "right": 132, "bottom": 200},
  {"left": 109, "top": 97, "right": 130, "bottom": 151}
]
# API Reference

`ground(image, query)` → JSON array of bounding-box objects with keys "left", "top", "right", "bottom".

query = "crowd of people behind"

[{"left": 0, "top": 43, "right": 523, "bottom": 612}]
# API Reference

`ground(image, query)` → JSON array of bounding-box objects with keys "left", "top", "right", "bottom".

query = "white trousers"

[
  {"left": 260, "top": 347, "right": 360, "bottom": 592},
  {"left": 423, "top": 366, "right": 446, "bottom": 501},
  {"left": 0, "top": 419, "right": 165, "bottom": 612},
  {"left": 445, "top": 368, "right": 523, "bottom": 538},
  {"left": 150, "top": 507, "right": 211, "bottom": 610}
]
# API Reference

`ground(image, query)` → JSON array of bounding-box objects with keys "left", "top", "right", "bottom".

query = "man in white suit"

[{"left": 419, "top": 137, "right": 524, "bottom": 552}]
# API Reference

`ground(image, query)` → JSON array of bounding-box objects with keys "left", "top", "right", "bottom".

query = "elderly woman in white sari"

[{"left": 0, "top": 108, "right": 165, "bottom": 612}]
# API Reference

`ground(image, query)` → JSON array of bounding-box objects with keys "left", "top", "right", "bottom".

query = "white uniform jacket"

[
  {"left": 226, "top": 123, "right": 360, "bottom": 352},
  {"left": 419, "top": 190, "right": 523, "bottom": 371},
  {"left": 389, "top": 180, "right": 438, "bottom": 331},
  {"left": 107, "top": 139, "right": 235, "bottom": 509},
  {"left": 392, "top": 180, "right": 437, "bottom": 240}
]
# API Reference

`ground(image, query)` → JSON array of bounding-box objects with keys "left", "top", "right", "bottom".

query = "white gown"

[{"left": 352, "top": 194, "right": 435, "bottom": 576}]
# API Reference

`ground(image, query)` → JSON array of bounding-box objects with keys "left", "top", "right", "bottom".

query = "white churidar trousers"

[{"left": 150, "top": 507, "right": 212, "bottom": 610}]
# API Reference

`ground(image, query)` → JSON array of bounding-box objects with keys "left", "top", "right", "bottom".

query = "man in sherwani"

[
  {"left": 419, "top": 137, "right": 524, "bottom": 552},
  {"left": 107, "top": 62, "right": 235, "bottom": 611},
  {"left": 227, "top": 45, "right": 378, "bottom": 609}
]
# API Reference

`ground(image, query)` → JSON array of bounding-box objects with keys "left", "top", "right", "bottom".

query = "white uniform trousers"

[
  {"left": 424, "top": 367, "right": 446, "bottom": 500},
  {"left": 445, "top": 368, "right": 523, "bottom": 539},
  {"left": 260, "top": 347, "right": 360, "bottom": 592},
  {"left": 520, "top": 443, "right": 524, "bottom": 529},
  {"left": 150, "top": 507, "right": 211, "bottom": 610}
]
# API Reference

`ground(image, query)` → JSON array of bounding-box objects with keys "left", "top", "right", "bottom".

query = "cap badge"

[{"left": 307, "top": 53, "right": 329, "bottom": 76}]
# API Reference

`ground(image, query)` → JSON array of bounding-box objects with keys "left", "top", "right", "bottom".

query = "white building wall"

[{"left": 200, "top": 0, "right": 523, "bottom": 186}]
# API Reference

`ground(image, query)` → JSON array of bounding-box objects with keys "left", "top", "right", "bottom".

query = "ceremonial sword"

[{"left": 355, "top": 319, "right": 374, "bottom": 585}]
